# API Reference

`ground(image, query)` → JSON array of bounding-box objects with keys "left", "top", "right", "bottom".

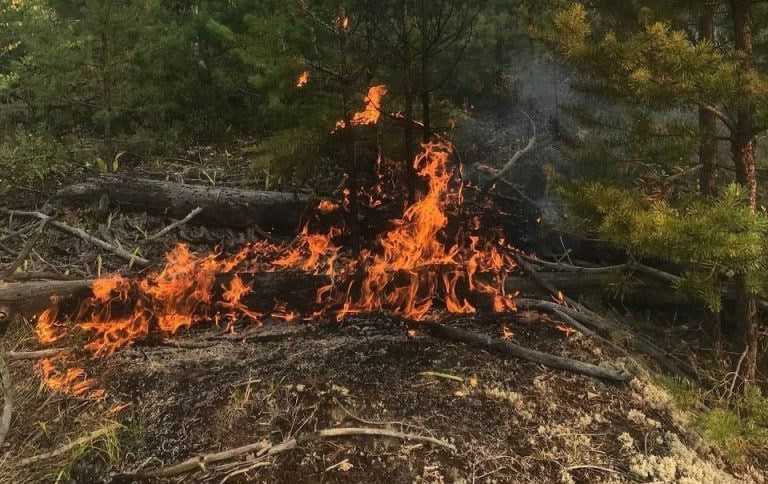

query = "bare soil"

[{"left": 0, "top": 311, "right": 751, "bottom": 483}]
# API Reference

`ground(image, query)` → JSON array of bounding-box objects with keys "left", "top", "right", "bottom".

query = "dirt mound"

[{"left": 0, "top": 315, "right": 748, "bottom": 483}]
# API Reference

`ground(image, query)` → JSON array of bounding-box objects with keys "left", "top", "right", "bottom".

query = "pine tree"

[{"left": 550, "top": 1, "right": 768, "bottom": 385}]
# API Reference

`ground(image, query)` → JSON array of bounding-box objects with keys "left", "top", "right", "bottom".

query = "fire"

[
  {"left": 335, "top": 85, "right": 388, "bottom": 131},
  {"left": 352, "top": 85, "right": 387, "bottom": 126},
  {"left": 318, "top": 200, "right": 339, "bottom": 213},
  {"left": 296, "top": 71, "right": 310, "bottom": 88},
  {"left": 35, "top": 297, "right": 63, "bottom": 343},
  {"left": 336, "top": 16, "right": 350, "bottom": 31},
  {"left": 29, "top": 85, "right": 526, "bottom": 400},
  {"left": 38, "top": 356, "right": 104, "bottom": 400},
  {"left": 329, "top": 141, "right": 516, "bottom": 321}
]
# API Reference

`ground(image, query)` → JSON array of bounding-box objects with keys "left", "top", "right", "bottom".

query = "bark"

[
  {"left": 730, "top": 0, "right": 759, "bottom": 385},
  {"left": 699, "top": 4, "right": 717, "bottom": 198},
  {"left": 419, "top": 321, "right": 631, "bottom": 382},
  {"left": 421, "top": 88, "right": 431, "bottom": 142},
  {"left": 52, "top": 175, "right": 310, "bottom": 233},
  {"left": 404, "top": 88, "right": 416, "bottom": 204},
  {"left": 0, "top": 272, "right": 330, "bottom": 321},
  {"left": 401, "top": 5, "right": 417, "bottom": 204}
]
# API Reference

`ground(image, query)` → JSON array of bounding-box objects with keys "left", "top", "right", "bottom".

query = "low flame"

[{"left": 38, "top": 356, "right": 104, "bottom": 400}]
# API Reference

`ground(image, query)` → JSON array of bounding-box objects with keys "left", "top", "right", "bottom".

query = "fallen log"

[
  {"left": 0, "top": 272, "right": 330, "bottom": 321},
  {"left": 419, "top": 321, "right": 631, "bottom": 382},
  {"left": 51, "top": 175, "right": 311, "bottom": 233},
  {"left": 0, "top": 271, "right": 623, "bottom": 321}
]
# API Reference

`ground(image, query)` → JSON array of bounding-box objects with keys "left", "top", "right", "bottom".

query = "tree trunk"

[
  {"left": 699, "top": 4, "right": 717, "bottom": 198},
  {"left": 52, "top": 175, "right": 310, "bottom": 233},
  {"left": 404, "top": 86, "right": 416, "bottom": 204},
  {"left": 421, "top": 54, "right": 432, "bottom": 142},
  {"left": 730, "top": 0, "right": 759, "bottom": 386}
]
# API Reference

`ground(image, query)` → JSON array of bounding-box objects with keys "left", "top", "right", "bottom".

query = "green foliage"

[
  {"left": 561, "top": 182, "right": 768, "bottom": 310},
  {"left": 697, "top": 388, "right": 768, "bottom": 461},
  {"left": 0, "top": 129, "right": 83, "bottom": 194},
  {"left": 658, "top": 376, "right": 768, "bottom": 461}
]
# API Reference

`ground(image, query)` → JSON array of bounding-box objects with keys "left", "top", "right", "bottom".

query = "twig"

[
  {"left": 16, "top": 425, "right": 117, "bottom": 466},
  {"left": 135, "top": 427, "right": 456, "bottom": 478},
  {"left": 566, "top": 464, "right": 619, "bottom": 474},
  {"left": 726, "top": 348, "right": 749, "bottom": 400},
  {"left": 418, "top": 321, "right": 631, "bottom": 383},
  {"left": 7, "top": 348, "right": 68, "bottom": 361},
  {"left": 419, "top": 371, "right": 464, "bottom": 383},
  {"left": 219, "top": 461, "right": 272, "bottom": 483},
  {"left": 0, "top": 353, "right": 13, "bottom": 447},
  {"left": 148, "top": 207, "right": 203, "bottom": 241},
  {"left": 482, "top": 112, "right": 537, "bottom": 191},
  {"left": 0, "top": 219, "right": 49, "bottom": 280},
  {"left": 3, "top": 210, "right": 150, "bottom": 267}
]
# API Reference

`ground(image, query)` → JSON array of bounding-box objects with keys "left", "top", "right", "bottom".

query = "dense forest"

[{"left": 0, "top": 1, "right": 767, "bottom": 482}]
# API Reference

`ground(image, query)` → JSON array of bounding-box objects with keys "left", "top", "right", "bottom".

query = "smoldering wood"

[{"left": 51, "top": 175, "right": 312, "bottom": 233}]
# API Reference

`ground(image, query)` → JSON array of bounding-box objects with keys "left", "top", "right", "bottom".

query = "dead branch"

[
  {"left": 516, "top": 298, "right": 629, "bottom": 357},
  {"left": 418, "top": 321, "right": 631, "bottom": 383},
  {"left": 148, "top": 206, "right": 203, "bottom": 241},
  {"left": 136, "top": 427, "right": 456, "bottom": 478},
  {"left": 0, "top": 353, "right": 12, "bottom": 447},
  {"left": 3, "top": 210, "right": 150, "bottom": 267},
  {"left": 7, "top": 348, "right": 68, "bottom": 361},
  {"left": 1, "top": 219, "right": 49, "bottom": 281},
  {"left": 16, "top": 425, "right": 118, "bottom": 467},
  {"left": 482, "top": 112, "right": 537, "bottom": 191}
]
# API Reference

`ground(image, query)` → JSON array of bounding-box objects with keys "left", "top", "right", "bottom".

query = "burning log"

[
  {"left": 0, "top": 270, "right": 673, "bottom": 324},
  {"left": 0, "top": 272, "right": 329, "bottom": 327},
  {"left": 51, "top": 175, "right": 311, "bottom": 233}
]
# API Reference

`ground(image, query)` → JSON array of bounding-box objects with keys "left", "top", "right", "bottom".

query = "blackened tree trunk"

[{"left": 730, "top": 0, "right": 759, "bottom": 386}]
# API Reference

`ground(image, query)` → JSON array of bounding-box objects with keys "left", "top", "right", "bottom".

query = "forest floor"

[
  {"left": 1, "top": 310, "right": 755, "bottom": 483},
  {"left": 0, "top": 152, "right": 765, "bottom": 483}
]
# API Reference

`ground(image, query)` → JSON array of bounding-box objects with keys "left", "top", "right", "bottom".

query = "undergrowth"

[{"left": 660, "top": 376, "right": 768, "bottom": 461}]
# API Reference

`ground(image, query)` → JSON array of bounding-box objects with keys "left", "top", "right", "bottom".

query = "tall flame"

[{"left": 31, "top": 87, "right": 524, "bottom": 399}]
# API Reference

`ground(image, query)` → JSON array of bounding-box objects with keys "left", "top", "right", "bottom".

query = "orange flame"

[
  {"left": 38, "top": 356, "right": 104, "bottom": 400},
  {"left": 318, "top": 200, "right": 339, "bottom": 214},
  {"left": 297, "top": 71, "right": 310, "bottom": 88},
  {"left": 334, "top": 85, "right": 388, "bottom": 131},
  {"left": 31, "top": 84, "right": 526, "bottom": 401},
  {"left": 36, "top": 297, "right": 63, "bottom": 344}
]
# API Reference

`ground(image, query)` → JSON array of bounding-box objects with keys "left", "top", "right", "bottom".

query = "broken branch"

[
  {"left": 136, "top": 427, "right": 456, "bottom": 478},
  {"left": 3, "top": 210, "right": 150, "bottom": 267},
  {"left": 16, "top": 425, "right": 118, "bottom": 467},
  {"left": 0, "top": 353, "right": 12, "bottom": 447},
  {"left": 148, "top": 206, "right": 203, "bottom": 241},
  {"left": 419, "top": 321, "right": 631, "bottom": 383}
]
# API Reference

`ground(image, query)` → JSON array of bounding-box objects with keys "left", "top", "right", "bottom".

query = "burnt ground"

[
  {"left": 0, "top": 156, "right": 764, "bottom": 483},
  {"left": 0, "top": 311, "right": 756, "bottom": 483}
]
